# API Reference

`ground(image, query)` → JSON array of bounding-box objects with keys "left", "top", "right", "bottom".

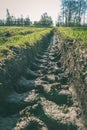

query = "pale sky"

[{"left": 0, "top": 0, "right": 61, "bottom": 24}]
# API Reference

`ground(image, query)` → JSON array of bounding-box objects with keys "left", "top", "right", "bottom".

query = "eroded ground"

[{"left": 0, "top": 33, "right": 86, "bottom": 130}]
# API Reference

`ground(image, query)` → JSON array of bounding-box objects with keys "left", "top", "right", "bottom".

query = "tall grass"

[
  {"left": 57, "top": 27, "right": 87, "bottom": 42},
  {"left": 0, "top": 27, "right": 53, "bottom": 59}
]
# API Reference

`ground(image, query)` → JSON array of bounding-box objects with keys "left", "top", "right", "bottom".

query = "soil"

[{"left": 0, "top": 31, "right": 86, "bottom": 130}]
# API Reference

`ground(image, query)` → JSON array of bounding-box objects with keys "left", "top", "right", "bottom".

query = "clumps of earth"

[{"left": 0, "top": 33, "right": 86, "bottom": 130}]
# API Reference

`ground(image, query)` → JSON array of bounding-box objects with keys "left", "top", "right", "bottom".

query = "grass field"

[
  {"left": 1, "top": 26, "right": 87, "bottom": 60},
  {"left": 57, "top": 27, "right": 87, "bottom": 43},
  {"left": 0, "top": 26, "right": 53, "bottom": 59},
  {"left": 0, "top": 26, "right": 48, "bottom": 36},
  {"left": 0, "top": 27, "right": 49, "bottom": 46}
]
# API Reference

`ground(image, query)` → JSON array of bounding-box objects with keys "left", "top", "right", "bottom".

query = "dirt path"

[{"left": 0, "top": 33, "right": 85, "bottom": 130}]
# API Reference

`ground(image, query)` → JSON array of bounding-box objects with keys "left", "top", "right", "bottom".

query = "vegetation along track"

[{"left": 0, "top": 30, "right": 86, "bottom": 130}]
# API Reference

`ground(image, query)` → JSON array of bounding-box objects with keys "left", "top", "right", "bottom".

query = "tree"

[
  {"left": 24, "top": 16, "right": 31, "bottom": 26},
  {"left": 39, "top": 12, "right": 53, "bottom": 27},
  {"left": 56, "top": 15, "right": 63, "bottom": 26},
  {"left": 20, "top": 15, "right": 24, "bottom": 26},
  {"left": 6, "top": 9, "right": 12, "bottom": 25},
  {"left": 0, "top": 19, "right": 4, "bottom": 26},
  {"left": 11, "top": 16, "right": 16, "bottom": 25},
  {"left": 5, "top": 9, "right": 32, "bottom": 26},
  {"left": 33, "top": 21, "right": 40, "bottom": 26},
  {"left": 58, "top": 0, "right": 87, "bottom": 26}
]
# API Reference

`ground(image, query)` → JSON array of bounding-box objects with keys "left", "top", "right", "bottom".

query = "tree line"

[
  {"left": 0, "top": 9, "right": 53, "bottom": 27},
  {"left": 56, "top": 0, "right": 87, "bottom": 26}
]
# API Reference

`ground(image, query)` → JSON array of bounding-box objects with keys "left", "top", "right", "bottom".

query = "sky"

[{"left": 0, "top": 0, "right": 61, "bottom": 24}]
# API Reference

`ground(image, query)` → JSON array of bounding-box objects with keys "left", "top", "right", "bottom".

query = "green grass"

[
  {"left": 1, "top": 28, "right": 52, "bottom": 46},
  {"left": 0, "top": 26, "right": 47, "bottom": 46},
  {"left": 57, "top": 27, "right": 87, "bottom": 43},
  {"left": 0, "top": 26, "right": 46, "bottom": 37},
  {"left": 0, "top": 26, "right": 53, "bottom": 59}
]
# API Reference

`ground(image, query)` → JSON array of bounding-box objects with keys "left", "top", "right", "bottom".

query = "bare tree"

[{"left": 57, "top": 0, "right": 87, "bottom": 26}]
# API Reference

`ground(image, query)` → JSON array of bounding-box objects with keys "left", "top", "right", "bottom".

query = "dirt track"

[{"left": 0, "top": 33, "right": 86, "bottom": 130}]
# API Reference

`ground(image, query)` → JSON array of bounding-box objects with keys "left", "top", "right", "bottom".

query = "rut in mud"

[{"left": 0, "top": 33, "right": 86, "bottom": 130}]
